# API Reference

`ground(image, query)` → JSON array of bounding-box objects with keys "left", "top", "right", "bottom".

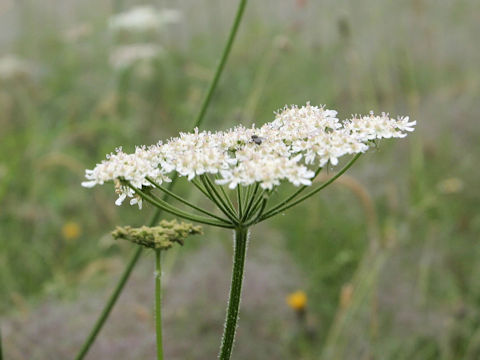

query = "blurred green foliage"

[{"left": 1, "top": 0, "right": 479, "bottom": 359}]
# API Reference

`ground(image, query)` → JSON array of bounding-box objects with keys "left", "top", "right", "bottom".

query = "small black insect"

[{"left": 251, "top": 135, "right": 265, "bottom": 145}]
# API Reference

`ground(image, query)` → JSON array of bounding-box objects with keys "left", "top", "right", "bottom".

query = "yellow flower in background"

[
  {"left": 62, "top": 221, "right": 81, "bottom": 241},
  {"left": 340, "top": 283, "right": 354, "bottom": 309},
  {"left": 437, "top": 177, "right": 464, "bottom": 194},
  {"left": 286, "top": 290, "right": 307, "bottom": 311}
]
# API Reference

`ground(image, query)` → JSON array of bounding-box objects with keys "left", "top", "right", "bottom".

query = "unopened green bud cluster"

[{"left": 112, "top": 219, "right": 202, "bottom": 250}]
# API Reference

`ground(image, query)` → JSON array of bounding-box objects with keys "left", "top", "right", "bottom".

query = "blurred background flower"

[
  {"left": 108, "top": 6, "right": 181, "bottom": 34},
  {"left": 287, "top": 290, "right": 307, "bottom": 312},
  {"left": 109, "top": 43, "right": 164, "bottom": 70}
]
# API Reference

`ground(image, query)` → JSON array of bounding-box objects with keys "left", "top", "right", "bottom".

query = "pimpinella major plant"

[{"left": 82, "top": 103, "right": 415, "bottom": 359}]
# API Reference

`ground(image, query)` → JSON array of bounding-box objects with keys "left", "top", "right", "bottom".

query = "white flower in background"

[
  {"left": 109, "top": 43, "right": 164, "bottom": 69},
  {"left": 62, "top": 23, "right": 93, "bottom": 43},
  {"left": 83, "top": 103, "right": 416, "bottom": 207},
  {"left": 157, "top": 9, "right": 183, "bottom": 25},
  {"left": 108, "top": 6, "right": 182, "bottom": 34},
  {"left": 0, "top": 55, "right": 37, "bottom": 81}
]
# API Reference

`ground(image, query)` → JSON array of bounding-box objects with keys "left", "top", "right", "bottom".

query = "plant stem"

[
  {"left": 192, "top": 0, "right": 248, "bottom": 129},
  {"left": 261, "top": 154, "right": 362, "bottom": 221},
  {"left": 243, "top": 188, "right": 265, "bottom": 221},
  {"left": 236, "top": 186, "right": 243, "bottom": 218},
  {"left": 128, "top": 183, "right": 234, "bottom": 228},
  {"left": 74, "top": 0, "right": 248, "bottom": 357},
  {"left": 263, "top": 167, "right": 323, "bottom": 217},
  {"left": 219, "top": 227, "right": 249, "bottom": 360},
  {"left": 245, "top": 198, "right": 268, "bottom": 226},
  {"left": 200, "top": 176, "right": 238, "bottom": 222},
  {"left": 216, "top": 175, "right": 238, "bottom": 216},
  {"left": 155, "top": 249, "right": 164, "bottom": 360},
  {"left": 146, "top": 177, "right": 231, "bottom": 223},
  {"left": 241, "top": 183, "right": 259, "bottom": 221},
  {"left": 74, "top": 246, "right": 143, "bottom": 360}
]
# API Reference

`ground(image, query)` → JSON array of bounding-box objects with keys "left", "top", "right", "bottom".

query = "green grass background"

[{"left": 1, "top": 0, "right": 479, "bottom": 359}]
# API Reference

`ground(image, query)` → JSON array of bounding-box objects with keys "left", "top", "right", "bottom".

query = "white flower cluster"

[
  {"left": 0, "top": 55, "right": 37, "bottom": 81},
  {"left": 109, "top": 43, "right": 164, "bottom": 69},
  {"left": 82, "top": 103, "right": 415, "bottom": 208},
  {"left": 108, "top": 6, "right": 182, "bottom": 34}
]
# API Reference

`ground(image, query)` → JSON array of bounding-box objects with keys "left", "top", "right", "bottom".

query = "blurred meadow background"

[{"left": 1, "top": 0, "right": 480, "bottom": 359}]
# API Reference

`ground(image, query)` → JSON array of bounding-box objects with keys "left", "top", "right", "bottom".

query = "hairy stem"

[
  {"left": 155, "top": 249, "right": 164, "bottom": 360},
  {"left": 219, "top": 227, "right": 249, "bottom": 360}
]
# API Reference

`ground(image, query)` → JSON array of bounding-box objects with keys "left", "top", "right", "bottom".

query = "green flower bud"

[{"left": 112, "top": 219, "right": 202, "bottom": 250}]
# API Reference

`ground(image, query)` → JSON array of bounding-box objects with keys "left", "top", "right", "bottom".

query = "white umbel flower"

[
  {"left": 108, "top": 6, "right": 182, "bottom": 34},
  {"left": 83, "top": 103, "right": 415, "bottom": 207},
  {"left": 0, "top": 55, "right": 37, "bottom": 81},
  {"left": 109, "top": 43, "right": 164, "bottom": 69}
]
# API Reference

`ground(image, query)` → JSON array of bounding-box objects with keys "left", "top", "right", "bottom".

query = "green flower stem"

[
  {"left": 263, "top": 167, "right": 324, "bottom": 218},
  {"left": 191, "top": 178, "right": 217, "bottom": 202},
  {"left": 146, "top": 177, "right": 231, "bottom": 223},
  {"left": 197, "top": 177, "right": 234, "bottom": 219},
  {"left": 219, "top": 227, "right": 249, "bottom": 360},
  {"left": 245, "top": 197, "right": 268, "bottom": 226},
  {"left": 200, "top": 176, "right": 238, "bottom": 222},
  {"left": 155, "top": 249, "right": 164, "bottom": 360},
  {"left": 241, "top": 183, "right": 260, "bottom": 221},
  {"left": 75, "top": 0, "right": 248, "bottom": 357},
  {"left": 243, "top": 189, "right": 266, "bottom": 221},
  {"left": 242, "top": 184, "right": 252, "bottom": 208},
  {"left": 191, "top": 0, "right": 248, "bottom": 129},
  {"left": 261, "top": 154, "right": 362, "bottom": 221},
  {"left": 236, "top": 186, "right": 243, "bottom": 218},
  {"left": 128, "top": 183, "right": 234, "bottom": 228},
  {"left": 205, "top": 175, "right": 237, "bottom": 217},
  {"left": 216, "top": 175, "right": 238, "bottom": 216}
]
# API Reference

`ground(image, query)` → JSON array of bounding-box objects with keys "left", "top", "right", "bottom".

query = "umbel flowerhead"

[
  {"left": 82, "top": 103, "right": 415, "bottom": 227},
  {"left": 112, "top": 219, "right": 202, "bottom": 250}
]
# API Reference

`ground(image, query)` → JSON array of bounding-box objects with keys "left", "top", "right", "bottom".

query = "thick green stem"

[
  {"left": 155, "top": 249, "right": 164, "bottom": 360},
  {"left": 74, "top": 0, "right": 248, "bottom": 357},
  {"left": 219, "top": 227, "right": 249, "bottom": 360}
]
